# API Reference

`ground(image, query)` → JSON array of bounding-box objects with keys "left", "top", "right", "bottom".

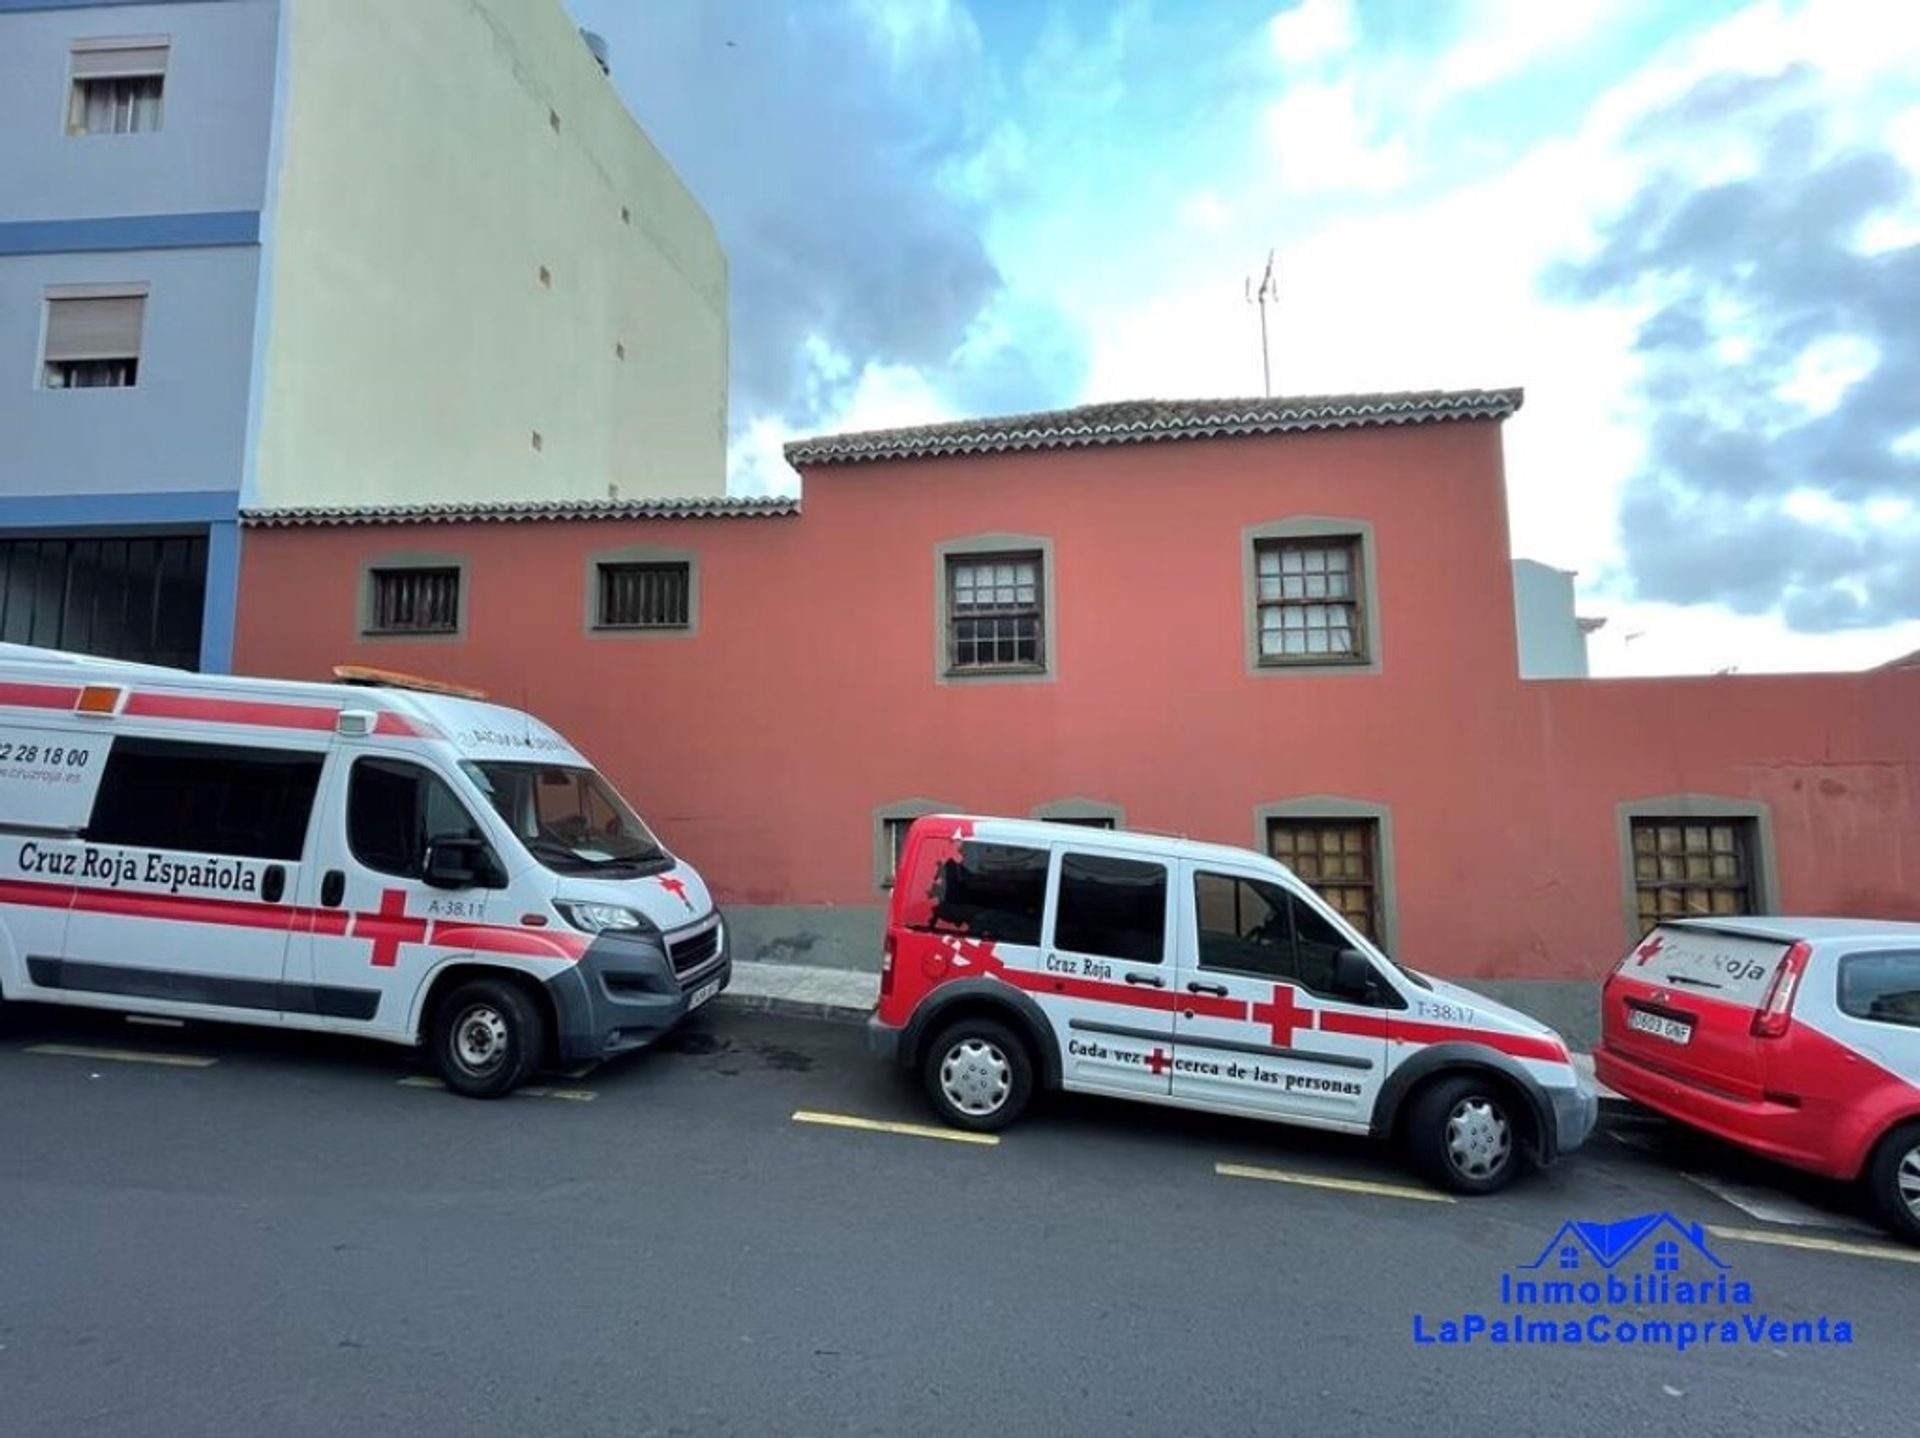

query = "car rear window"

[
  {"left": 1619, "top": 926, "right": 1792, "bottom": 1008},
  {"left": 895, "top": 840, "right": 1047, "bottom": 947},
  {"left": 1837, "top": 951, "right": 1920, "bottom": 1029}
]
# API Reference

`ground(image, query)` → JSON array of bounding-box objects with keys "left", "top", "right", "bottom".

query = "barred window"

[
  {"left": 1267, "top": 818, "right": 1378, "bottom": 940},
  {"left": 597, "top": 561, "right": 690, "bottom": 629},
  {"left": 1631, "top": 819, "right": 1755, "bottom": 931},
  {"left": 947, "top": 552, "right": 1044, "bottom": 673},
  {"left": 1255, "top": 537, "right": 1365, "bottom": 663},
  {"left": 369, "top": 567, "right": 460, "bottom": 635}
]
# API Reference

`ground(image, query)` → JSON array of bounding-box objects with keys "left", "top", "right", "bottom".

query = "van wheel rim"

[
  {"left": 1898, "top": 1146, "right": 1920, "bottom": 1220},
  {"left": 939, "top": 1038, "right": 1011, "bottom": 1116},
  {"left": 1446, "top": 1098, "right": 1511, "bottom": 1179},
  {"left": 453, "top": 1005, "right": 510, "bottom": 1075}
]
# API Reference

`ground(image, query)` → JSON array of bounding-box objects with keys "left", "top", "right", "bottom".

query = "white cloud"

[
  {"left": 1267, "top": 0, "right": 1356, "bottom": 69},
  {"left": 1264, "top": 80, "right": 1409, "bottom": 192},
  {"left": 1583, "top": 600, "right": 1920, "bottom": 676},
  {"left": 1430, "top": 0, "right": 1626, "bottom": 99},
  {"left": 1774, "top": 334, "right": 1880, "bottom": 417}
]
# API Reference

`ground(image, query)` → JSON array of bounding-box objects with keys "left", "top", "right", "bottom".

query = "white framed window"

[
  {"left": 68, "top": 38, "right": 168, "bottom": 136},
  {"left": 41, "top": 286, "right": 148, "bottom": 390}
]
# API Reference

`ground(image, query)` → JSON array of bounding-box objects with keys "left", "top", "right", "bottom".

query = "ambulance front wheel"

[
  {"left": 923, "top": 1018, "right": 1033, "bottom": 1132},
  {"left": 431, "top": 976, "right": 548, "bottom": 1099},
  {"left": 1403, "top": 1073, "right": 1523, "bottom": 1195}
]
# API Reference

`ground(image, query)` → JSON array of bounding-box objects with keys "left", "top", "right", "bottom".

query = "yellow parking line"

[
  {"left": 26, "top": 1043, "right": 216, "bottom": 1069},
  {"left": 1215, "top": 1161, "right": 1455, "bottom": 1203},
  {"left": 1707, "top": 1225, "right": 1920, "bottom": 1266},
  {"left": 397, "top": 1076, "right": 597, "bottom": 1102},
  {"left": 791, "top": 1109, "right": 999, "bottom": 1146}
]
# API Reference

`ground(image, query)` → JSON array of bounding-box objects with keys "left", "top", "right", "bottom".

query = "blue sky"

[{"left": 565, "top": 0, "right": 1920, "bottom": 675}]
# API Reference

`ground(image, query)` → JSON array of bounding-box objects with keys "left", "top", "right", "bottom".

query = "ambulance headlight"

[{"left": 555, "top": 902, "right": 655, "bottom": 935}]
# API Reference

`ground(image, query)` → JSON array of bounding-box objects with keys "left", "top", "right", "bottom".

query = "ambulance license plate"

[
  {"left": 688, "top": 978, "right": 722, "bottom": 1011},
  {"left": 1627, "top": 1008, "right": 1692, "bottom": 1045}
]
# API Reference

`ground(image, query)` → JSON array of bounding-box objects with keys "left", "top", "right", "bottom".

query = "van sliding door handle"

[
  {"left": 261, "top": 865, "right": 286, "bottom": 904},
  {"left": 1125, "top": 972, "right": 1165, "bottom": 988},
  {"left": 1187, "top": 981, "right": 1228, "bottom": 997},
  {"left": 320, "top": 870, "right": 345, "bottom": 908}
]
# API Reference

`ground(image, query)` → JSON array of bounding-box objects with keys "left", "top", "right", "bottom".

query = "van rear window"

[
  {"left": 86, "top": 737, "right": 323, "bottom": 862},
  {"left": 897, "top": 840, "right": 1046, "bottom": 947}
]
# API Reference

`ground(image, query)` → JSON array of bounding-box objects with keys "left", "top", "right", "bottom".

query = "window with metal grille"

[
  {"left": 881, "top": 817, "right": 915, "bottom": 887},
  {"left": 947, "top": 552, "right": 1043, "bottom": 672},
  {"left": 597, "top": 561, "right": 690, "bottom": 629},
  {"left": 368, "top": 567, "right": 461, "bottom": 635},
  {"left": 0, "top": 533, "right": 206, "bottom": 669},
  {"left": 1630, "top": 819, "right": 1756, "bottom": 931},
  {"left": 1267, "top": 818, "right": 1378, "bottom": 940},
  {"left": 1254, "top": 537, "right": 1366, "bottom": 663},
  {"left": 68, "top": 42, "right": 168, "bottom": 135}
]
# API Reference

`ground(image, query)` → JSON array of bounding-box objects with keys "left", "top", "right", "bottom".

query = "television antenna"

[{"left": 1244, "top": 249, "right": 1278, "bottom": 397}]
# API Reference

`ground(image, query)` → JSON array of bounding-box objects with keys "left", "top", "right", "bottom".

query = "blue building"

[{"left": 0, "top": 0, "right": 728, "bottom": 672}]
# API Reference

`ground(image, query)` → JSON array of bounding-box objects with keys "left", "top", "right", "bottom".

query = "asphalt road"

[{"left": 1, "top": 1002, "right": 1914, "bottom": 1438}]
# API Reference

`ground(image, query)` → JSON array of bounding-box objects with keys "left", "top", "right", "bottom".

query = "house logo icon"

[{"left": 1522, "top": 1211, "right": 1729, "bottom": 1275}]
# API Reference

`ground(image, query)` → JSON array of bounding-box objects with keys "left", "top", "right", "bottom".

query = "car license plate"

[
  {"left": 1628, "top": 1008, "right": 1692, "bottom": 1045},
  {"left": 688, "top": 978, "right": 722, "bottom": 1011}
]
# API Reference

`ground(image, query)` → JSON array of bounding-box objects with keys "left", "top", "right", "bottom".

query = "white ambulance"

[
  {"left": 0, "top": 645, "right": 727, "bottom": 1096},
  {"left": 871, "top": 815, "right": 1598, "bottom": 1192}
]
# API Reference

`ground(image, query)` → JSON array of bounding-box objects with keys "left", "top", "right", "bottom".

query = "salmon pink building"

[{"left": 231, "top": 389, "right": 1920, "bottom": 1042}]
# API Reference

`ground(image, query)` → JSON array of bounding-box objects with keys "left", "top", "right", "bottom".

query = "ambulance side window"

[
  {"left": 1053, "top": 852, "right": 1167, "bottom": 965},
  {"left": 347, "top": 758, "right": 487, "bottom": 879},
  {"left": 87, "top": 738, "right": 323, "bottom": 862},
  {"left": 907, "top": 841, "right": 1047, "bottom": 947}
]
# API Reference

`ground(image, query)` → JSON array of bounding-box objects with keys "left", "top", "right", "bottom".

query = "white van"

[
  {"left": 0, "top": 645, "right": 727, "bottom": 1096},
  {"left": 872, "top": 815, "right": 1598, "bottom": 1192}
]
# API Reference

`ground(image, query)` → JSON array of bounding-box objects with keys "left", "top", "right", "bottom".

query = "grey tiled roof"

[
  {"left": 241, "top": 496, "right": 800, "bottom": 527},
  {"left": 784, "top": 387, "right": 1524, "bottom": 466}
]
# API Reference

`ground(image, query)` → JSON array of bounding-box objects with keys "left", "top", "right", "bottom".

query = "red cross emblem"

[
  {"left": 352, "top": 888, "right": 430, "bottom": 968},
  {"left": 658, "top": 875, "right": 693, "bottom": 911},
  {"left": 1633, "top": 934, "right": 1666, "bottom": 966},
  {"left": 1145, "top": 1048, "right": 1172, "bottom": 1076},
  {"left": 1252, "top": 984, "right": 1314, "bottom": 1047}
]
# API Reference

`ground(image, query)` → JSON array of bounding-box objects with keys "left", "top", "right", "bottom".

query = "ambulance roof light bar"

[{"left": 332, "top": 664, "right": 488, "bottom": 701}]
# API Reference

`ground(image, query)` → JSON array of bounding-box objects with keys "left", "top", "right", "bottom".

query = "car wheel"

[
  {"left": 1865, "top": 1123, "right": 1920, "bottom": 1245},
  {"left": 922, "top": 1018, "right": 1033, "bottom": 1132},
  {"left": 1405, "top": 1074, "right": 1524, "bottom": 1195},
  {"left": 432, "top": 977, "right": 545, "bottom": 1099}
]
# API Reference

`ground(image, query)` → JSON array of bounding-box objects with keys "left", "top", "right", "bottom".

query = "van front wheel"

[
  {"left": 1404, "top": 1074, "right": 1523, "bottom": 1195},
  {"left": 431, "top": 977, "right": 545, "bottom": 1099}
]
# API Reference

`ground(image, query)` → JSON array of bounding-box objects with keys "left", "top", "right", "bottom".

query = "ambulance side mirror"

[
  {"left": 424, "top": 836, "right": 503, "bottom": 891},
  {"left": 1332, "top": 948, "right": 1376, "bottom": 1002}
]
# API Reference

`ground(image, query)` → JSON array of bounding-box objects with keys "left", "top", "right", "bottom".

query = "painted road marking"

[
  {"left": 1708, "top": 1225, "right": 1920, "bottom": 1267},
  {"left": 25, "top": 1043, "right": 217, "bottom": 1069},
  {"left": 1684, "top": 1172, "right": 1877, "bottom": 1234},
  {"left": 397, "top": 1076, "right": 597, "bottom": 1102},
  {"left": 790, "top": 1110, "right": 1000, "bottom": 1146},
  {"left": 1214, "top": 1161, "right": 1455, "bottom": 1203}
]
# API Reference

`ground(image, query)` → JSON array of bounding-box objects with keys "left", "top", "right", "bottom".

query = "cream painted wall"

[{"left": 251, "top": 0, "right": 727, "bottom": 508}]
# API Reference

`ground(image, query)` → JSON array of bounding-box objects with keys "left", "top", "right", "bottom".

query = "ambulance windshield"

[{"left": 462, "top": 761, "right": 669, "bottom": 877}]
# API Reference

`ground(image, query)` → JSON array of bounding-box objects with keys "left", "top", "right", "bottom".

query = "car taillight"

[
  {"left": 1751, "top": 941, "right": 1811, "bottom": 1039},
  {"left": 880, "top": 932, "right": 896, "bottom": 998}
]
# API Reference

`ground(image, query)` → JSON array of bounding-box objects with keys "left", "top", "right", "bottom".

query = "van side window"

[
  {"left": 1194, "top": 872, "right": 1362, "bottom": 999},
  {"left": 1054, "top": 852, "right": 1166, "bottom": 964},
  {"left": 348, "top": 758, "right": 486, "bottom": 879},
  {"left": 87, "top": 738, "right": 323, "bottom": 861},
  {"left": 1838, "top": 951, "right": 1920, "bottom": 1029},
  {"left": 901, "top": 841, "right": 1047, "bottom": 946},
  {"left": 1194, "top": 873, "right": 1295, "bottom": 980}
]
